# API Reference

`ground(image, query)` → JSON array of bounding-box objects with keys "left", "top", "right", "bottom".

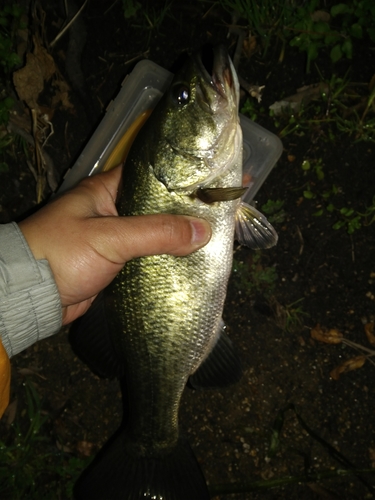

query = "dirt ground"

[{"left": 1, "top": 1, "right": 375, "bottom": 499}]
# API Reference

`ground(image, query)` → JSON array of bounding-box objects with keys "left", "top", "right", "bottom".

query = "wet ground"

[{"left": 1, "top": 1, "right": 375, "bottom": 498}]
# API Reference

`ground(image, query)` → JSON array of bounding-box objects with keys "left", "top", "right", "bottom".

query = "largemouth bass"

[{"left": 73, "top": 45, "right": 277, "bottom": 500}]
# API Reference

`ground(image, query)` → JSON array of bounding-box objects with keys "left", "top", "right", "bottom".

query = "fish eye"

[{"left": 172, "top": 85, "right": 190, "bottom": 106}]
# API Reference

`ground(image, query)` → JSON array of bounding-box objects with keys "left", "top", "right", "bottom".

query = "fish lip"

[{"left": 194, "top": 45, "right": 237, "bottom": 100}]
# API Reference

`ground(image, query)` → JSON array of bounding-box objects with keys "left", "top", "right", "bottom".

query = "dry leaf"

[
  {"left": 330, "top": 355, "right": 366, "bottom": 381},
  {"left": 2, "top": 398, "right": 17, "bottom": 426},
  {"left": 364, "top": 322, "right": 375, "bottom": 346},
  {"left": 269, "top": 83, "right": 329, "bottom": 116},
  {"left": 56, "top": 440, "right": 73, "bottom": 453},
  {"left": 13, "top": 52, "right": 44, "bottom": 109},
  {"left": 33, "top": 36, "right": 56, "bottom": 82},
  {"left": 243, "top": 34, "right": 257, "bottom": 58},
  {"left": 77, "top": 440, "right": 94, "bottom": 457},
  {"left": 51, "top": 80, "right": 74, "bottom": 111},
  {"left": 311, "top": 10, "right": 330, "bottom": 22},
  {"left": 311, "top": 324, "right": 343, "bottom": 344}
]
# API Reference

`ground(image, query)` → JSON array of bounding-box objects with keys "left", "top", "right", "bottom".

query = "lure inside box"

[{"left": 59, "top": 60, "right": 283, "bottom": 202}]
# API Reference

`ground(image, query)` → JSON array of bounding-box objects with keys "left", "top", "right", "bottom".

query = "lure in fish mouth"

[{"left": 72, "top": 45, "right": 278, "bottom": 500}]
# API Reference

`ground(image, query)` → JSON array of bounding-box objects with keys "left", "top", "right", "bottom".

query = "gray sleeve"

[{"left": 0, "top": 222, "right": 62, "bottom": 358}]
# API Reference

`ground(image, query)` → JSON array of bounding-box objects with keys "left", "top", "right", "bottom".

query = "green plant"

[
  {"left": 128, "top": 0, "right": 174, "bottom": 41},
  {"left": 301, "top": 158, "right": 324, "bottom": 180},
  {"left": 122, "top": 0, "right": 142, "bottom": 19},
  {"left": 288, "top": 0, "right": 375, "bottom": 72},
  {"left": 283, "top": 299, "right": 308, "bottom": 333},
  {"left": 304, "top": 172, "right": 375, "bottom": 235},
  {"left": 0, "top": 380, "right": 92, "bottom": 498},
  {"left": 216, "top": 0, "right": 294, "bottom": 58},
  {"left": 216, "top": 0, "right": 374, "bottom": 72},
  {"left": 0, "top": 4, "right": 24, "bottom": 75},
  {"left": 271, "top": 70, "right": 375, "bottom": 142},
  {"left": 261, "top": 199, "right": 287, "bottom": 224},
  {"left": 233, "top": 253, "right": 278, "bottom": 297}
]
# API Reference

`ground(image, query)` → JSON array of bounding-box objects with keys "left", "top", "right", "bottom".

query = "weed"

[
  {"left": 261, "top": 199, "right": 287, "bottom": 224},
  {"left": 124, "top": 0, "right": 174, "bottom": 42},
  {"left": 122, "top": 0, "right": 142, "bottom": 19},
  {"left": 271, "top": 71, "right": 375, "bottom": 143},
  {"left": 0, "top": 380, "right": 92, "bottom": 499},
  {"left": 0, "top": 4, "right": 25, "bottom": 75},
  {"left": 216, "top": 0, "right": 374, "bottom": 71},
  {"left": 233, "top": 253, "right": 278, "bottom": 298}
]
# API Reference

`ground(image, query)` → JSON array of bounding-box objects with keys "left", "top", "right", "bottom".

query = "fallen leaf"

[
  {"left": 56, "top": 440, "right": 73, "bottom": 453},
  {"left": 18, "top": 367, "right": 47, "bottom": 380},
  {"left": 33, "top": 36, "right": 56, "bottom": 82},
  {"left": 330, "top": 355, "right": 366, "bottom": 381},
  {"left": 243, "top": 34, "right": 257, "bottom": 58},
  {"left": 13, "top": 52, "right": 44, "bottom": 109},
  {"left": 269, "top": 83, "right": 329, "bottom": 116},
  {"left": 311, "top": 324, "right": 343, "bottom": 344},
  {"left": 51, "top": 80, "right": 74, "bottom": 111},
  {"left": 3, "top": 398, "right": 17, "bottom": 426},
  {"left": 77, "top": 440, "right": 94, "bottom": 457},
  {"left": 364, "top": 322, "right": 375, "bottom": 345},
  {"left": 310, "top": 10, "right": 330, "bottom": 22}
]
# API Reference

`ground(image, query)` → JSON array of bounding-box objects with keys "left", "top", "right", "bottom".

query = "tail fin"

[{"left": 74, "top": 431, "right": 210, "bottom": 500}]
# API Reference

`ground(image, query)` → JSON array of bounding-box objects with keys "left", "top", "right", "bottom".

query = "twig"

[
  {"left": 238, "top": 75, "right": 264, "bottom": 103},
  {"left": 50, "top": 0, "right": 88, "bottom": 48}
]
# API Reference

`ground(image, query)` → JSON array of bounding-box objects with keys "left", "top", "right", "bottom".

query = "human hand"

[{"left": 18, "top": 166, "right": 211, "bottom": 325}]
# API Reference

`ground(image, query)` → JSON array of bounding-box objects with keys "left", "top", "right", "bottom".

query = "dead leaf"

[
  {"left": 13, "top": 52, "right": 44, "bottom": 109},
  {"left": 2, "top": 398, "right": 17, "bottom": 426},
  {"left": 311, "top": 324, "right": 343, "bottom": 344},
  {"left": 310, "top": 10, "right": 330, "bottom": 23},
  {"left": 33, "top": 36, "right": 56, "bottom": 82},
  {"left": 269, "top": 83, "right": 329, "bottom": 116},
  {"left": 364, "top": 322, "right": 375, "bottom": 345},
  {"left": 330, "top": 355, "right": 366, "bottom": 381},
  {"left": 77, "top": 440, "right": 94, "bottom": 457},
  {"left": 51, "top": 80, "right": 74, "bottom": 111},
  {"left": 243, "top": 34, "right": 257, "bottom": 58},
  {"left": 18, "top": 367, "right": 47, "bottom": 380},
  {"left": 56, "top": 440, "right": 73, "bottom": 453}
]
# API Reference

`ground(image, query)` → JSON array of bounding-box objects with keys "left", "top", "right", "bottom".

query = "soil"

[{"left": 1, "top": 1, "right": 375, "bottom": 499}]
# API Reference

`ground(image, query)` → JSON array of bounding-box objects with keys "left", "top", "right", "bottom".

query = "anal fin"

[{"left": 188, "top": 321, "right": 242, "bottom": 389}]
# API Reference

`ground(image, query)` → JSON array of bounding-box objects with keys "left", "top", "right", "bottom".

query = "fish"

[{"left": 72, "top": 45, "right": 277, "bottom": 500}]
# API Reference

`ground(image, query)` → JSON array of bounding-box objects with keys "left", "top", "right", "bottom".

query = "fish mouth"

[{"left": 194, "top": 45, "right": 239, "bottom": 105}]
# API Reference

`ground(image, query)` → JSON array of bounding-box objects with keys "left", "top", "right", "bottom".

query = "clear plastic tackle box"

[{"left": 58, "top": 60, "right": 283, "bottom": 202}]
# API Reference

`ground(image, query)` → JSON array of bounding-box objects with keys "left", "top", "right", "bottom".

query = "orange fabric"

[{"left": 0, "top": 338, "right": 10, "bottom": 417}]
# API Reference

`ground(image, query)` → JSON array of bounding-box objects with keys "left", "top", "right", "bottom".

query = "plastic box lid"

[{"left": 59, "top": 60, "right": 282, "bottom": 203}]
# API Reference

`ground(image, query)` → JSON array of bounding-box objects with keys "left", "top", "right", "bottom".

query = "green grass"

[{"left": 0, "top": 380, "right": 92, "bottom": 499}]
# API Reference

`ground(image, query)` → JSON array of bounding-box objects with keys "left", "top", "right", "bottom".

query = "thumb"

[{"left": 92, "top": 213, "right": 212, "bottom": 263}]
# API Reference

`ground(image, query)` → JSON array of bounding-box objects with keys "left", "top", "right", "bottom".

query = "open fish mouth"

[{"left": 194, "top": 44, "right": 239, "bottom": 105}]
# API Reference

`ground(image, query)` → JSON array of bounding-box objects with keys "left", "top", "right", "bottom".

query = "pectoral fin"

[
  {"left": 235, "top": 201, "right": 278, "bottom": 249},
  {"left": 194, "top": 186, "right": 247, "bottom": 204}
]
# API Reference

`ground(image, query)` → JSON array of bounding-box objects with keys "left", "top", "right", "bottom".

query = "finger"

[
  {"left": 91, "top": 213, "right": 212, "bottom": 262},
  {"left": 72, "top": 167, "right": 123, "bottom": 216}
]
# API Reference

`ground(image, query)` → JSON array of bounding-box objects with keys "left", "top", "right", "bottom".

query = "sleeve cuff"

[{"left": 0, "top": 222, "right": 62, "bottom": 357}]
